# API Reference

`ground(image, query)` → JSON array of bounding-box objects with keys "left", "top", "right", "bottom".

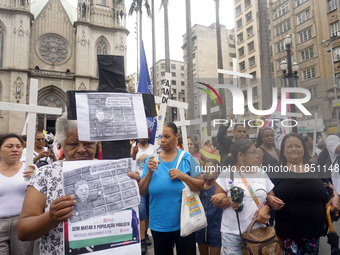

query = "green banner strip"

[
  {"left": 69, "top": 234, "right": 132, "bottom": 249},
  {"left": 197, "top": 87, "right": 217, "bottom": 106}
]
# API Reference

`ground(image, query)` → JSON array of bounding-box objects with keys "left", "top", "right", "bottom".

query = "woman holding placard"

[{"left": 17, "top": 113, "right": 140, "bottom": 255}]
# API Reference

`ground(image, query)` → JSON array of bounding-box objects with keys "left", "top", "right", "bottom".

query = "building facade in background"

[
  {"left": 182, "top": 23, "right": 235, "bottom": 139},
  {"left": 233, "top": 0, "right": 340, "bottom": 135},
  {"left": 269, "top": 0, "right": 338, "bottom": 134},
  {"left": 151, "top": 59, "right": 185, "bottom": 122},
  {"left": 0, "top": 0, "right": 128, "bottom": 134}
]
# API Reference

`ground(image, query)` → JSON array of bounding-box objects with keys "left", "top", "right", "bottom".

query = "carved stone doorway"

[{"left": 37, "top": 85, "right": 66, "bottom": 134}]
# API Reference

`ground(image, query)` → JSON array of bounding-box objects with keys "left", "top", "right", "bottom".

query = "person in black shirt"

[
  {"left": 256, "top": 127, "right": 280, "bottom": 167},
  {"left": 268, "top": 133, "right": 340, "bottom": 255},
  {"left": 216, "top": 109, "right": 247, "bottom": 162}
]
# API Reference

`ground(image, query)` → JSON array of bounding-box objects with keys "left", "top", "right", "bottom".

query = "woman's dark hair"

[
  {"left": 203, "top": 158, "right": 220, "bottom": 172},
  {"left": 222, "top": 138, "right": 253, "bottom": 167},
  {"left": 178, "top": 136, "right": 183, "bottom": 147},
  {"left": 280, "top": 133, "right": 310, "bottom": 165},
  {"left": 164, "top": 122, "right": 178, "bottom": 135},
  {"left": 0, "top": 133, "right": 24, "bottom": 148},
  {"left": 255, "top": 127, "right": 274, "bottom": 148},
  {"left": 303, "top": 135, "right": 312, "bottom": 143},
  {"left": 204, "top": 140, "right": 211, "bottom": 146}
]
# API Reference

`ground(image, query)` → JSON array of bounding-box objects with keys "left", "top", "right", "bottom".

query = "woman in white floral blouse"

[{"left": 17, "top": 113, "right": 140, "bottom": 255}]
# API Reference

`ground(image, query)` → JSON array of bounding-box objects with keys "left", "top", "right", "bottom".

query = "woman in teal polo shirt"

[{"left": 140, "top": 122, "right": 203, "bottom": 255}]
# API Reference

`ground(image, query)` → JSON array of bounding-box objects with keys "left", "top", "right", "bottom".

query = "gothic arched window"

[
  {"left": 0, "top": 25, "right": 4, "bottom": 68},
  {"left": 40, "top": 95, "right": 63, "bottom": 108},
  {"left": 96, "top": 37, "right": 109, "bottom": 76},
  {"left": 97, "top": 39, "right": 108, "bottom": 55}
]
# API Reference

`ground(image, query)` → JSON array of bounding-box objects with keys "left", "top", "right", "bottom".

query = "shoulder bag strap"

[
  {"left": 176, "top": 151, "right": 185, "bottom": 169},
  {"left": 232, "top": 171, "right": 243, "bottom": 240},
  {"left": 259, "top": 146, "right": 266, "bottom": 153},
  {"left": 236, "top": 211, "right": 243, "bottom": 236},
  {"left": 239, "top": 173, "right": 261, "bottom": 208},
  {"left": 177, "top": 151, "right": 190, "bottom": 189},
  {"left": 274, "top": 147, "right": 280, "bottom": 158}
]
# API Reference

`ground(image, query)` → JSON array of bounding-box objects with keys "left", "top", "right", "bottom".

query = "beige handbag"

[
  {"left": 234, "top": 174, "right": 283, "bottom": 255},
  {"left": 237, "top": 215, "right": 283, "bottom": 255}
]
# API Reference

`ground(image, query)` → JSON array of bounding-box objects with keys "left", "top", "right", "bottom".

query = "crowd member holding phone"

[
  {"left": 212, "top": 139, "right": 275, "bottom": 254},
  {"left": 20, "top": 131, "right": 56, "bottom": 168}
]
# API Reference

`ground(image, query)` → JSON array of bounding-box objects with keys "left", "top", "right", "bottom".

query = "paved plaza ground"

[{"left": 144, "top": 220, "right": 340, "bottom": 255}]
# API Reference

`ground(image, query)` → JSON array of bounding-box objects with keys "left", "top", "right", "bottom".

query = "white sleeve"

[
  {"left": 265, "top": 177, "right": 274, "bottom": 193},
  {"left": 326, "top": 135, "right": 340, "bottom": 155},
  {"left": 216, "top": 177, "right": 228, "bottom": 192},
  {"left": 216, "top": 170, "right": 231, "bottom": 192},
  {"left": 20, "top": 148, "right": 27, "bottom": 162}
]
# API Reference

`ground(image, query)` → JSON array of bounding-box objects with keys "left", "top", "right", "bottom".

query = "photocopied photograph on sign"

[
  {"left": 75, "top": 93, "right": 148, "bottom": 141},
  {"left": 62, "top": 160, "right": 141, "bottom": 255}
]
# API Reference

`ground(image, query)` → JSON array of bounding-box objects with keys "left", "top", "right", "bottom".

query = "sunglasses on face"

[{"left": 36, "top": 138, "right": 45, "bottom": 142}]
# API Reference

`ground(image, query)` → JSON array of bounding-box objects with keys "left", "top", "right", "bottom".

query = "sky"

[{"left": 69, "top": 0, "right": 235, "bottom": 75}]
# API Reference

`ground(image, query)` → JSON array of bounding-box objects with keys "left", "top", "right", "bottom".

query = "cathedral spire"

[
  {"left": 76, "top": 0, "right": 126, "bottom": 28},
  {"left": 17, "top": 0, "right": 30, "bottom": 9},
  {"left": 0, "top": 0, "right": 31, "bottom": 10},
  {"left": 77, "top": 0, "right": 91, "bottom": 21}
]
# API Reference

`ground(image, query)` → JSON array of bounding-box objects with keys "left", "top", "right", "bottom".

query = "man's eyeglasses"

[{"left": 35, "top": 138, "right": 45, "bottom": 142}]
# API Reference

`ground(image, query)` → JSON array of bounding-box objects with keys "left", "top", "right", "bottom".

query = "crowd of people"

[{"left": 1, "top": 110, "right": 340, "bottom": 255}]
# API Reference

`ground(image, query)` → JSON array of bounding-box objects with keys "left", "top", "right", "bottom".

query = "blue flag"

[{"left": 138, "top": 41, "right": 157, "bottom": 144}]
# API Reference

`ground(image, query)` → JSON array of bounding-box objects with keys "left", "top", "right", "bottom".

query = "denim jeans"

[
  {"left": 138, "top": 193, "right": 149, "bottom": 221},
  {"left": 221, "top": 232, "right": 242, "bottom": 255}
]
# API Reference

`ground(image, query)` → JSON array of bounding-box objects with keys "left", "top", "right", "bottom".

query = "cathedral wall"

[
  {"left": 30, "top": 0, "right": 75, "bottom": 73},
  {"left": 1, "top": 11, "right": 30, "bottom": 69},
  {"left": 0, "top": 0, "right": 128, "bottom": 134}
]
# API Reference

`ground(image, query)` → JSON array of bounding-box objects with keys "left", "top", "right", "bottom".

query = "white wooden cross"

[
  {"left": 154, "top": 95, "right": 193, "bottom": 152},
  {"left": 153, "top": 72, "right": 199, "bottom": 153},
  {"left": 0, "top": 79, "right": 62, "bottom": 180},
  {"left": 217, "top": 58, "right": 253, "bottom": 88},
  {"left": 215, "top": 58, "right": 253, "bottom": 123}
]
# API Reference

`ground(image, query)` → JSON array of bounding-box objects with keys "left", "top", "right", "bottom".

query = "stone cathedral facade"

[{"left": 0, "top": 0, "right": 128, "bottom": 134}]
